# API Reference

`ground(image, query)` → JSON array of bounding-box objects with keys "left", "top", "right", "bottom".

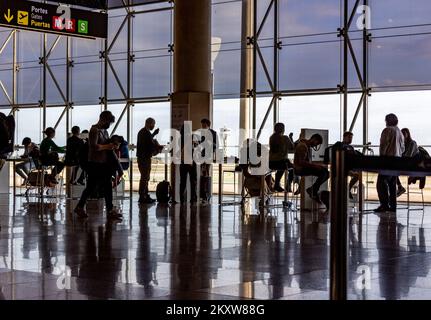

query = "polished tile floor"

[{"left": 0, "top": 193, "right": 431, "bottom": 300}]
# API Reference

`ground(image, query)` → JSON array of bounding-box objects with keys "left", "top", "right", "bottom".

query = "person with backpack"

[
  {"left": 111, "top": 135, "right": 130, "bottom": 171},
  {"left": 409, "top": 146, "right": 430, "bottom": 189},
  {"left": 396, "top": 128, "right": 420, "bottom": 197},
  {"left": 137, "top": 118, "right": 163, "bottom": 204}
]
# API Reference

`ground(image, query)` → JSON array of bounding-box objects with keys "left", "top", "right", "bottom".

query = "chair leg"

[{"left": 421, "top": 189, "right": 425, "bottom": 227}]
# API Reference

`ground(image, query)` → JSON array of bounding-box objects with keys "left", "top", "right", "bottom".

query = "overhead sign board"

[{"left": 0, "top": 0, "right": 108, "bottom": 39}]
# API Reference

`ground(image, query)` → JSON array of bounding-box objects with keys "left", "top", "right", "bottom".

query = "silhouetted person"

[
  {"left": 329, "top": 131, "right": 361, "bottom": 199},
  {"left": 137, "top": 118, "right": 163, "bottom": 204},
  {"left": 179, "top": 125, "right": 198, "bottom": 204},
  {"left": 269, "top": 123, "right": 294, "bottom": 192},
  {"left": 65, "top": 126, "right": 85, "bottom": 184},
  {"left": 74, "top": 111, "right": 123, "bottom": 220},
  {"left": 40, "top": 127, "right": 65, "bottom": 181},
  {"left": 375, "top": 114, "right": 404, "bottom": 213},
  {"left": 199, "top": 119, "right": 218, "bottom": 202},
  {"left": 396, "top": 128, "right": 419, "bottom": 197},
  {"left": 15, "top": 137, "right": 39, "bottom": 184},
  {"left": 293, "top": 133, "right": 328, "bottom": 203}
]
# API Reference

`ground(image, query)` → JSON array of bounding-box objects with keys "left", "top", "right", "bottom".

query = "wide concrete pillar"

[
  {"left": 239, "top": 0, "right": 254, "bottom": 144},
  {"left": 171, "top": 0, "right": 212, "bottom": 203},
  {"left": 171, "top": 0, "right": 212, "bottom": 131}
]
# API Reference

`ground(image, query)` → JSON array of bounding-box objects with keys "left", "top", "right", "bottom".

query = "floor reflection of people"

[
  {"left": 169, "top": 205, "right": 218, "bottom": 297},
  {"left": 136, "top": 203, "right": 159, "bottom": 296},
  {"left": 294, "top": 217, "right": 329, "bottom": 292},
  {"left": 377, "top": 215, "right": 405, "bottom": 300},
  {"left": 21, "top": 202, "right": 60, "bottom": 274},
  {"left": 239, "top": 210, "right": 283, "bottom": 299},
  {"left": 0, "top": 285, "right": 5, "bottom": 300},
  {"left": 77, "top": 223, "right": 125, "bottom": 299},
  {"left": 403, "top": 226, "right": 431, "bottom": 296}
]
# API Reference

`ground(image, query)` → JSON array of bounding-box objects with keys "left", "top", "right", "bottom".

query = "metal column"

[
  {"left": 343, "top": 0, "right": 348, "bottom": 133},
  {"left": 330, "top": 149, "right": 348, "bottom": 300}
]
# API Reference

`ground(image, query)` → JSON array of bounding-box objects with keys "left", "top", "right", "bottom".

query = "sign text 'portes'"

[{"left": 0, "top": 0, "right": 107, "bottom": 39}]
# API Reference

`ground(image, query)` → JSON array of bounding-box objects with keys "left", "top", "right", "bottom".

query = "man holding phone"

[
  {"left": 74, "top": 111, "right": 123, "bottom": 220},
  {"left": 137, "top": 117, "right": 163, "bottom": 204}
]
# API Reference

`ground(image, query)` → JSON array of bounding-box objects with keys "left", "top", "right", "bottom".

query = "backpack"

[
  {"left": 156, "top": 180, "right": 171, "bottom": 203},
  {"left": 418, "top": 146, "right": 431, "bottom": 160}
]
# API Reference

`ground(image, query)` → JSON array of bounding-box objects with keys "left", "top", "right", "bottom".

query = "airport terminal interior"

[{"left": 2, "top": 0, "right": 431, "bottom": 301}]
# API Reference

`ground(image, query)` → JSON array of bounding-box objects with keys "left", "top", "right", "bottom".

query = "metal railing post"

[{"left": 330, "top": 149, "right": 348, "bottom": 300}]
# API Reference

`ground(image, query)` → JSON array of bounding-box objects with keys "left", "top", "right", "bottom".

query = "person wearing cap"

[
  {"left": 74, "top": 111, "right": 123, "bottom": 220},
  {"left": 375, "top": 113, "right": 405, "bottom": 213}
]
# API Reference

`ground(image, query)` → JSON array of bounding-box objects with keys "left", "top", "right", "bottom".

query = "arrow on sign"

[{"left": 4, "top": 9, "right": 14, "bottom": 23}]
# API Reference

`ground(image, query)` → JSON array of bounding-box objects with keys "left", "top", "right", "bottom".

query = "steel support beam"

[
  {"left": 330, "top": 150, "right": 348, "bottom": 300},
  {"left": 252, "top": 0, "right": 279, "bottom": 140}
]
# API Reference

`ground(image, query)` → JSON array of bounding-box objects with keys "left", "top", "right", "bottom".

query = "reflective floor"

[{"left": 1, "top": 193, "right": 431, "bottom": 300}]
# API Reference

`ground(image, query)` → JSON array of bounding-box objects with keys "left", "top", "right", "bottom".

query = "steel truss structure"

[
  {"left": 0, "top": 0, "right": 173, "bottom": 195},
  {"left": 251, "top": 0, "right": 371, "bottom": 147},
  {"left": 0, "top": 0, "right": 173, "bottom": 139},
  {"left": 1, "top": 0, "right": 373, "bottom": 149}
]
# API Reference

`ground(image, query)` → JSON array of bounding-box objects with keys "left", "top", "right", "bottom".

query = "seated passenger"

[
  {"left": 40, "top": 127, "right": 66, "bottom": 180},
  {"left": 269, "top": 123, "right": 294, "bottom": 193},
  {"left": 329, "top": 131, "right": 362, "bottom": 199},
  {"left": 294, "top": 133, "right": 329, "bottom": 203},
  {"left": 15, "top": 137, "right": 39, "bottom": 184}
]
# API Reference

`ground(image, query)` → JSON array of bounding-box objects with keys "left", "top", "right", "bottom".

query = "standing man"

[
  {"left": 65, "top": 126, "right": 84, "bottom": 184},
  {"left": 74, "top": 111, "right": 123, "bottom": 220},
  {"left": 200, "top": 119, "right": 218, "bottom": 155},
  {"left": 137, "top": 118, "right": 163, "bottom": 204},
  {"left": 375, "top": 114, "right": 405, "bottom": 213},
  {"left": 199, "top": 119, "right": 218, "bottom": 202}
]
